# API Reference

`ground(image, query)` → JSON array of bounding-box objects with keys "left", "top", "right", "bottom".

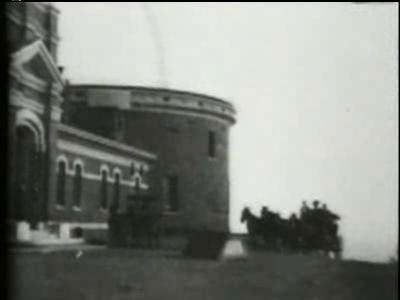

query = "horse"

[
  {"left": 260, "top": 210, "right": 285, "bottom": 251},
  {"left": 277, "top": 216, "right": 303, "bottom": 253},
  {"left": 240, "top": 207, "right": 264, "bottom": 247}
]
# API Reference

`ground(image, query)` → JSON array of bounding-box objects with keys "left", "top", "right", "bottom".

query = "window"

[
  {"left": 115, "top": 112, "right": 125, "bottom": 131},
  {"left": 138, "top": 165, "right": 145, "bottom": 176},
  {"left": 73, "top": 164, "right": 82, "bottom": 208},
  {"left": 56, "top": 161, "right": 66, "bottom": 207},
  {"left": 130, "top": 162, "right": 136, "bottom": 176},
  {"left": 111, "top": 173, "right": 120, "bottom": 212},
  {"left": 114, "top": 113, "right": 125, "bottom": 142},
  {"left": 208, "top": 131, "right": 216, "bottom": 158},
  {"left": 134, "top": 176, "right": 141, "bottom": 192},
  {"left": 100, "top": 170, "right": 108, "bottom": 210},
  {"left": 164, "top": 175, "right": 179, "bottom": 212}
]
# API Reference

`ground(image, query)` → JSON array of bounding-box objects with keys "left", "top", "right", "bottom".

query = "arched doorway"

[{"left": 14, "top": 125, "right": 44, "bottom": 227}]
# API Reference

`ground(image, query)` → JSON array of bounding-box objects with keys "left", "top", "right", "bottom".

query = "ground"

[{"left": 8, "top": 248, "right": 398, "bottom": 300}]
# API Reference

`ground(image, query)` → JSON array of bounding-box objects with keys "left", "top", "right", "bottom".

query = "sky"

[{"left": 55, "top": 2, "right": 398, "bottom": 263}]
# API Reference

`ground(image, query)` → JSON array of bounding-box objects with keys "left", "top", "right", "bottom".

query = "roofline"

[
  {"left": 67, "top": 84, "right": 235, "bottom": 110},
  {"left": 57, "top": 124, "right": 157, "bottom": 161},
  {"left": 33, "top": 2, "right": 60, "bottom": 14},
  {"left": 11, "top": 39, "right": 64, "bottom": 89}
]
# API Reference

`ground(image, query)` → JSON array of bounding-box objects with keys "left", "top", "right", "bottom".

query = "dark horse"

[
  {"left": 241, "top": 206, "right": 342, "bottom": 257},
  {"left": 240, "top": 207, "right": 264, "bottom": 247},
  {"left": 241, "top": 207, "right": 284, "bottom": 250}
]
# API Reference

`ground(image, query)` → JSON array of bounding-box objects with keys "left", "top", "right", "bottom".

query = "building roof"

[
  {"left": 68, "top": 84, "right": 236, "bottom": 111},
  {"left": 58, "top": 124, "right": 157, "bottom": 161}
]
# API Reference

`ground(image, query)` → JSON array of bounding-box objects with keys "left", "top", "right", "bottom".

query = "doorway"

[{"left": 13, "top": 125, "right": 44, "bottom": 227}]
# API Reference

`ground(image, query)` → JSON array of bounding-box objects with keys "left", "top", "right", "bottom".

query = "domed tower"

[{"left": 63, "top": 85, "right": 236, "bottom": 233}]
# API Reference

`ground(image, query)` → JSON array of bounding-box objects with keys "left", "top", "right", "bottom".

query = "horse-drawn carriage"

[{"left": 240, "top": 206, "right": 343, "bottom": 258}]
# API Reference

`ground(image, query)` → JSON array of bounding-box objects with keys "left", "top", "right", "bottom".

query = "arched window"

[
  {"left": 100, "top": 169, "right": 108, "bottom": 210},
  {"left": 111, "top": 172, "right": 120, "bottom": 212},
  {"left": 73, "top": 164, "right": 82, "bottom": 208},
  {"left": 134, "top": 175, "right": 141, "bottom": 192},
  {"left": 138, "top": 165, "right": 145, "bottom": 176},
  {"left": 56, "top": 160, "right": 66, "bottom": 206},
  {"left": 130, "top": 162, "right": 135, "bottom": 176}
]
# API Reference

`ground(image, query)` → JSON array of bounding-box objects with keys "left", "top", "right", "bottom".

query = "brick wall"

[
  {"left": 122, "top": 111, "right": 231, "bottom": 232},
  {"left": 63, "top": 95, "right": 234, "bottom": 233},
  {"left": 49, "top": 127, "right": 156, "bottom": 224}
]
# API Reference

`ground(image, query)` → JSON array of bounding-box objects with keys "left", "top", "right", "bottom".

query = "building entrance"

[{"left": 13, "top": 125, "right": 44, "bottom": 227}]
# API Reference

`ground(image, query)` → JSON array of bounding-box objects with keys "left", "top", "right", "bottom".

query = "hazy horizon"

[{"left": 55, "top": 2, "right": 398, "bottom": 263}]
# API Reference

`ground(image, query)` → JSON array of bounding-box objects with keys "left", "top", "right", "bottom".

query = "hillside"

[{"left": 8, "top": 248, "right": 398, "bottom": 300}]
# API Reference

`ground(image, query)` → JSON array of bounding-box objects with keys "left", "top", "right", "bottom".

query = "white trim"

[
  {"left": 63, "top": 167, "right": 137, "bottom": 188},
  {"left": 132, "top": 173, "right": 149, "bottom": 190},
  {"left": 46, "top": 222, "right": 108, "bottom": 230},
  {"left": 32, "top": 2, "right": 59, "bottom": 14},
  {"left": 57, "top": 140, "right": 142, "bottom": 167},
  {"left": 10, "top": 93, "right": 45, "bottom": 115},
  {"left": 10, "top": 64, "right": 63, "bottom": 100},
  {"left": 130, "top": 162, "right": 149, "bottom": 174},
  {"left": 11, "top": 66, "right": 47, "bottom": 92},
  {"left": 9, "top": 65, "right": 21, "bottom": 81},
  {"left": 113, "top": 168, "right": 122, "bottom": 176},
  {"left": 51, "top": 106, "right": 63, "bottom": 121},
  {"left": 72, "top": 206, "right": 82, "bottom": 212},
  {"left": 131, "top": 162, "right": 140, "bottom": 172},
  {"left": 9, "top": 88, "right": 62, "bottom": 121},
  {"left": 16, "top": 121, "right": 41, "bottom": 152},
  {"left": 55, "top": 156, "right": 67, "bottom": 209},
  {"left": 6, "top": 13, "right": 44, "bottom": 38},
  {"left": 99, "top": 207, "right": 108, "bottom": 214},
  {"left": 139, "top": 183, "right": 149, "bottom": 190},
  {"left": 56, "top": 155, "right": 68, "bottom": 173},
  {"left": 11, "top": 40, "right": 64, "bottom": 89},
  {"left": 73, "top": 159, "right": 84, "bottom": 171},
  {"left": 132, "top": 173, "right": 142, "bottom": 184},
  {"left": 125, "top": 179, "right": 141, "bottom": 188},
  {"left": 58, "top": 124, "right": 157, "bottom": 160},
  {"left": 130, "top": 106, "right": 234, "bottom": 126},
  {"left": 23, "top": 72, "right": 47, "bottom": 90},
  {"left": 15, "top": 109, "right": 46, "bottom": 152},
  {"left": 31, "top": 2, "right": 50, "bottom": 12},
  {"left": 56, "top": 153, "right": 142, "bottom": 188},
  {"left": 6, "top": 12, "right": 60, "bottom": 42},
  {"left": 55, "top": 204, "right": 66, "bottom": 211},
  {"left": 65, "top": 169, "right": 75, "bottom": 177},
  {"left": 100, "top": 164, "right": 110, "bottom": 174},
  {"left": 56, "top": 155, "right": 68, "bottom": 164},
  {"left": 83, "top": 173, "right": 100, "bottom": 181}
]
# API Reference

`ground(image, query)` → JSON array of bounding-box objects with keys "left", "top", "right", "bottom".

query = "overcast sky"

[{"left": 56, "top": 2, "right": 398, "bottom": 263}]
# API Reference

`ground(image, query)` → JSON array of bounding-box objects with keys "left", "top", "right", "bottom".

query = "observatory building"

[
  {"left": 6, "top": 2, "right": 237, "bottom": 244},
  {"left": 63, "top": 85, "right": 236, "bottom": 233}
]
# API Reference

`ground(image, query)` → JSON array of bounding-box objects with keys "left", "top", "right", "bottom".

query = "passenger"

[
  {"left": 300, "top": 201, "right": 310, "bottom": 219},
  {"left": 260, "top": 206, "right": 270, "bottom": 219}
]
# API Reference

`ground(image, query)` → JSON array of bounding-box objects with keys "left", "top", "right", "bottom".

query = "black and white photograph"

[{"left": 4, "top": 2, "right": 398, "bottom": 300}]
